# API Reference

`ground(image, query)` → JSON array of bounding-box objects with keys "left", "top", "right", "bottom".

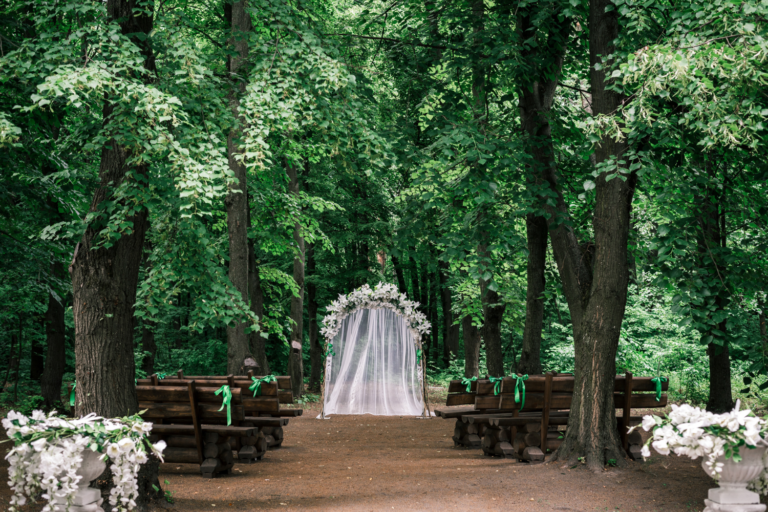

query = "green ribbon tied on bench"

[
  {"left": 514, "top": 374, "right": 528, "bottom": 411},
  {"left": 489, "top": 376, "right": 503, "bottom": 396},
  {"left": 157, "top": 373, "right": 167, "bottom": 380},
  {"left": 69, "top": 382, "right": 76, "bottom": 407},
  {"left": 651, "top": 376, "right": 667, "bottom": 402},
  {"left": 460, "top": 376, "right": 477, "bottom": 393},
  {"left": 250, "top": 375, "right": 276, "bottom": 397},
  {"left": 215, "top": 385, "right": 233, "bottom": 426}
]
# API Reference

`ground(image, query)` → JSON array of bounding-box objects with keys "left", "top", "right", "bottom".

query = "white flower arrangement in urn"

[
  {"left": 3, "top": 409, "right": 166, "bottom": 512},
  {"left": 634, "top": 400, "right": 768, "bottom": 510}
]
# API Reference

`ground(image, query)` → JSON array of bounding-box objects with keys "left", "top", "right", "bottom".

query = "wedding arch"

[{"left": 318, "top": 282, "right": 431, "bottom": 418}]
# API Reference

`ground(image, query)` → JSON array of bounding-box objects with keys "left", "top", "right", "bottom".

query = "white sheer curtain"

[{"left": 321, "top": 308, "right": 425, "bottom": 416}]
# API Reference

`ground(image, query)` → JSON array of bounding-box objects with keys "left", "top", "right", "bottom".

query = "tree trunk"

[
  {"left": 551, "top": 0, "right": 637, "bottom": 470},
  {"left": 463, "top": 315, "right": 481, "bottom": 378},
  {"left": 409, "top": 256, "right": 420, "bottom": 299},
  {"left": 307, "top": 244, "right": 322, "bottom": 391},
  {"left": 41, "top": 263, "right": 66, "bottom": 409},
  {"left": 392, "top": 255, "right": 408, "bottom": 294},
  {"left": 286, "top": 156, "right": 305, "bottom": 398},
  {"left": 429, "top": 267, "right": 439, "bottom": 363},
  {"left": 480, "top": 283, "right": 506, "bottom": 377},
  {"left": 759, "top": 296, "right": 767, "bottom": 362},
  {"left": 30, "top": 321, "right": 45, "bottom": 381},
  {"left": 518, "top": 214, "right": 547, "bottom": 374},
  {"left": 439, "top": 260, "right": 459, "bottom": 363},
  {"left": 140, "top": 322, "right": 156, "bottom": 376},
  {"left": 71, "top": 1, "right": 162, "bottom": 505},
  {"left": 697, "top": 160, "right": 732, "bottom": 412},
  {"left": 224, "top": 0, "right": 252, "bottom": 375},
  {"left": 247, "top": 245, "right": 270, "bottom": 374}
]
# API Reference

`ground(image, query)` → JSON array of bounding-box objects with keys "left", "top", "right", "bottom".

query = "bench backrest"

[{"left": 134, "top": 380, "right": 247, "bottom": 463}]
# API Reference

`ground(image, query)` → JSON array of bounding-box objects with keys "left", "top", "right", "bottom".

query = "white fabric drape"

[{"left": 322, "top": 308, "right": 424, "bottom": 416}]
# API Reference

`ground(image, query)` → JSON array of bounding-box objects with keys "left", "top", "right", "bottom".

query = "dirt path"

[{"left": 2, "top": 403, "right": 717, "bottom": 511}]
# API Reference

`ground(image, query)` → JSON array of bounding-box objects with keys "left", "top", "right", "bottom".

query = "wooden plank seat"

[{"left": 135, "top": 380, "right": 268, "bottom": 477}]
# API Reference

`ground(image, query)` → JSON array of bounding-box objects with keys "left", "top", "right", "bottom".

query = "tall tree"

[
  {"left": 224, "top": 0, "right": 252, "bottom": 374},
  {"left": 307, "top": 243, "right": 322, "bottom": 391},
  {"left": 286, "top": 156, "right": 305, "bottom": 397},
  {"left": 551, "top": 0, "right": 638, "bottom": 469},
  {"left": 40, "top": 262, "right": 66, "bottom": 409}
]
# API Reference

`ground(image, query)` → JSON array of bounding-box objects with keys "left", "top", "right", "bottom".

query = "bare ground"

[{"left": 1, "top": 399, "right": 721, "bottom": 512}]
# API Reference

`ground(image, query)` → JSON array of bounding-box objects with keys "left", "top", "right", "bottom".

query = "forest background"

[{"left": 1, "top": 0, "right": 768, "bottom": 469}]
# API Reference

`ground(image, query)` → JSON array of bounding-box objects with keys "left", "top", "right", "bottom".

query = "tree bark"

[
  {"left": 41, "top": 263, "right": 66, "bottom": 409},
  {"left": 307, "top": 243, "right": 322, "bottom": 391},
  {"left": 439, "top": 260, "right": 459, "bottom": 363},
  {"left": 409, "top": 256, "right": 421, "bottom": 304},
  {"left": 518, "top": 214, "right": 547, "bottom": 374},
  {"left": 550, "top": 0, "right": 637, "bottom": 470},
  {"left": 480, "top": 283, "right": 506, "bottom": 377},
  {"left": 286, "top": 156, "right": 305, "bottom": 398},
  {"left": 224, "top": 0, "right": 252, "bottom": 375},
  {"left": 463, "top": 315, "right": 481, "bottom": 378}
]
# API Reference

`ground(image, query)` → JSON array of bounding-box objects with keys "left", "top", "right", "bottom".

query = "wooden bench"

[
  {"left": 436, "top": 372, "right": 668, "bottom": 462},
  {"left": 135, "top": 380, "right": 267, "bottom": 477},
  {"left": 145, "top": 371, "right": 303, "bottom": 447}
]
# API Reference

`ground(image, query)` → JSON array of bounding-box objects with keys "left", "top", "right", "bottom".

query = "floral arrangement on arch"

[
  {"left": 634, "top": 400, "right": 768, "bottom": 494},
  {"left": 3, "top": 410, "right": 166, "bottom": 512},
  {"left": 320, "top": 282, "right": 431, "bottom": 348}
]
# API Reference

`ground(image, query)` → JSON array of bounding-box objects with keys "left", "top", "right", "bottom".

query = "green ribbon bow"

[
  {"left": 70, "top": 382, "right": 76, "bottom": 407},
  {"left": 215, "top": 385, "right": 233, "bottom": 426},
  {"left": 514, "top": 374, "right": 528, "bottom": 411},
  {"left": 489, "top": 376, "right": 504, "bottom": 396},
  {"left": 324, "top": 343, "right": 336, "bottom": 358},
  {"left": 416, "top": 349, "right": 423, "bottom": 364},
  {"left": 651, "top": 376, "right": 667, "bottom": 402},
  {"left": 460, "top": 377, "right": 477, "bottom": 393},
  {"left": 157, "top": 373, "right": 167, "bottom": 380},
  {"left": 249, "top": 375, "right": 276, "bottom": 397}
]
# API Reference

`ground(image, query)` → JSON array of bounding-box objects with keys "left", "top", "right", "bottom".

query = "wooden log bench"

[
  {"left": 152, "top": 371, "right": 303, "bottom": 448},
  {"left": 436, "top": 372, "right": 668, "bottom": 462},
  {"left": 134, "top": 380, "right": 267, "bottom": 477},
  {"left": 476, "top": 372, "right": 669, "bottom": 462}
]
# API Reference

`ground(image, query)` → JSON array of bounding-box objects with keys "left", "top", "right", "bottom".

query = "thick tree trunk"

[
  {"left": 707, "top": 340, "right": 732, "bottom": 412},
  {"left": 551, "top": 0, "right": 637, "bottom": 470},
  {"left": 286, "top": 157, "right": 305, "bottom": 398},
  {"left": 225, "top": 0, "right": 252, "bottom": 375},
  {"left": 71, "top": 137, "right": 149, "bottom": 418},
  {"left": 463, "top": 315, "right": 481, "bottom": 378},
  {"left": 307, "top": 244, "right": 322, "bottom": 391},
  {"left": 71, "top": 2, "right": 162, "bottom": 506},
  {"left": 439, "top": 261, "right": 459, "bottom": 363},
  {"left": 41, "top": 263, "right": 66, "bottom": 409},
  {"left": 518, "top": 214, "right": 547, "bottom": 374}
]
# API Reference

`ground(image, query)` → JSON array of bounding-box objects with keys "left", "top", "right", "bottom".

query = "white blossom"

[{"left": 3, "top": 409, "right": 157, "bottom": 512}]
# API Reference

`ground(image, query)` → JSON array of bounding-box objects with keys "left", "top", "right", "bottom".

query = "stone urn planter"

[
  {"left": 52, "top": 447, "right": 106, "bottom": 512},
  {"left": 701, "top": 444, "right": 768, "bottom": 512}
]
